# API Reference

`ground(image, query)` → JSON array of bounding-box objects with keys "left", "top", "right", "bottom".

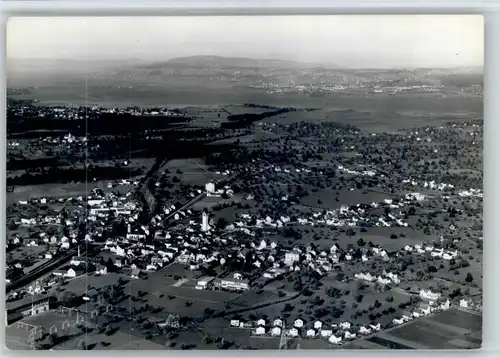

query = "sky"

[{"left": 7, "top": 15, "right": 484, "bottom": 68}]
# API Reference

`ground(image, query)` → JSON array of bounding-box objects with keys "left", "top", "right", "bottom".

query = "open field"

[
  {"left": 6, "top": 180, "right": 139, "bottom": 206},
  {"left": 5, "top": 310, "right": 86, "bottom": 350},
  {"left": 370, "top": 308, "right": 482, "bottom": 349},
  {"left": 54, "top": 329, "right": 167, "bottom": 350},
  {"left": 298, "top": 188, "right": 395, "bottom": 211},
  {"left": 50, "top": 273, "right": 130, "bottom": 296}
]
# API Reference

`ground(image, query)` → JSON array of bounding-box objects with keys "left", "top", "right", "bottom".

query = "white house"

[
  {"left": 320, "top": 329, "right": 333, "bottom": 337},
  {"left": 284, "top": 252, "right": 300, "bottom": 266},
  {"left": 230, "top": 320, "right": 240, "bottom": 327},
  {"left": 359, "top": 326, "right": 372, "bottom": 335},
  {"left": 306, "top": 329, "right": 316, "bottom": 338},
  {"left": 420, "top": 289, "right": 441, "bottom": 301},
  {"left": 339, "top": 322, "right": 351, "bottom": 330},
  {"left": 254, "top": 326, "right": 266, "bottom": 335},
  {"left": 370, "top": 323, "right": 381, "bottom": 332},
  {"left": 294, "top": 319, "right": 304, "bottom": 328},
  {"left": 96, "top": 265, "right": 107, "bottom": 275},
  {"left": 271, "top": 327, "right": 282, "bottom": 336},
  {"left": 65, "top": 268, "right": 76, "bottom": 278},
  {"left": 377, "top": 276, "right": 392, "bottom": 285},
  {"left": 393, "top": 318, "right": 405, "bottom": 325},
  {"left": 287, "top": 328, "right": 299, "bottom": 337},
  {"left": 344, "top": 331, "right": 356, "bottom": 339},
  {"left": 205, "top": 182, "right": 216, "bottom": 195},
  {"left": 460, "top": 299, "right": 469, "bottom": 308},
  {"left": 314, "top": 321, "right": 323, "bottom": 330},
  {"left": 355, "top": 272, "right": 375, "bottom": 282},
  {"left": 329, "top": 335, "right": 342, "bottom": 345},
  {"left": 256, "top": 319, "right": 266, "bottom": 327},
  {"left": 440, "top": 299, "right": 451, "bottom": 310},
  {"left": 273, "top": 318, "right": 283, "bottom": 327}
]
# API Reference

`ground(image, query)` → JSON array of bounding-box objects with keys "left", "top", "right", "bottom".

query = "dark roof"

[{"left": 6, "top": 293, "right": 51, "bottom": 312}]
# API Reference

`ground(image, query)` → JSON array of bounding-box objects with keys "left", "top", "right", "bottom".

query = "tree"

[
  {"left": 465, "top": 272, "right": 474, "bottom": 283},
  {"left": 357, "top": 238, "right": 366, "bottom": 247},
  {"left": 216, "top": 218, "right": 229, "bottom": 229}
]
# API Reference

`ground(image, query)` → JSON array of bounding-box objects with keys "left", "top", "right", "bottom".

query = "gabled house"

[
  {"left": 256, "top": 318, "right": 266, "bottom": 327},
  {"left": 329, "top": 334, "right": 342, "bottom": 344},
  {"left": 271, "top": 326, "right": 282, "bottom": 336},
  {"left": 287, "top": 327, "right": 299, "bottom": 337},
  {"left": 294, "top": 318, "right": 304, "bottom": 328},
  {"left": 320, "top": 329, "right": 333, "bottom": 337},
  {"left": 359, "top": 326, "right": 372, "bottom": 335},
  {"left": 339, "top": 322, "right": 351, "bottom": 330},
  {"left": 96, "top": 264, "right": 107, "bottom": 275},
  {"left": 254, "top": 326, "right": 266, "bottom": 335},
  {"left": 273, "top": 318, "right": 283, "bottom": 327},
  {"left": 344, "top": 331, "right": 356, "bottom": 339},
  {"left": 393, "top": 317, "right": 405, "bottom": 325},
  {"left": 306, "top": 328, "right": 316, "bottom": 338},
  {"left": 313, "top": 320, "right": 323, "bottom": 330},
  {"left": 230, "top": 319, "right": 240, "bottom": 327},
  {"left": 65, "top": 268, "right": 76, "bottom": 278}
]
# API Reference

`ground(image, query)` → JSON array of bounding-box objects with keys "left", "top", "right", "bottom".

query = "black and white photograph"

[{"left": 5, "top": 15, "right": 483, "bottom": 350}]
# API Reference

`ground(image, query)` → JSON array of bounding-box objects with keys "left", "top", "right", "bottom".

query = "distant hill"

[{"left": 142, "top": 55, "right": 335, "bottom": 70}]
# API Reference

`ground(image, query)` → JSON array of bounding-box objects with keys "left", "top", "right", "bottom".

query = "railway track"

[{"left": 6, "top": 244, "right": 86, "bottom": 293}]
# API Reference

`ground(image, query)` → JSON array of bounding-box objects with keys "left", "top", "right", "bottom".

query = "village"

[{"left": 5, "top": 102, "right": 483, "bottom": 350}]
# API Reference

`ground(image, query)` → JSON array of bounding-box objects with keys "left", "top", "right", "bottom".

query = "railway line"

[{"left": 6, "top": 244, "right": 87, "bottom": 293}]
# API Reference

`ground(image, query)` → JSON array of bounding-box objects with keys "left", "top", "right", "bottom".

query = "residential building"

[
  {"left": 213, "top": 277, "right": 249, "bottom": 292},
  {"left": 196, "top": 277, "right": 215, "bottom": 290},
  {"left": 284, "top": 252, "right": 300, "bottom": 266},
  {"left": 254, "top": 326, "right": 266, "bottom": 335},
  {"left": 320, "top": 329, "right": 333, "bottom": 337},
  {"left": 271, "top": 327, "right": 282, "bottom": 336},
  {"left": 287, "top": 328, "right": 299, "bottom": 337},
  {"left": 230, "top": 320, "right": 240, "bottom": 327},
  {"left": 294, "top": 318, "right": 304, "bottom": 328},
  {"left": 306, "top": 329, "right": 316, "bottom": 338},
  {"left": 420, "top": 289, "right": 441, "bottom": 301},
  {"left": 6, "top": 294, "right": 51, "bottom": 324},
  {"left": 329, "top": 335, "right": 342, "bottom": 344}
]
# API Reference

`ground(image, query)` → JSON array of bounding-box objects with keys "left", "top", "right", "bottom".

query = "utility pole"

[{"left": 279, "top": 321, "right": 287, "bottom": 350}]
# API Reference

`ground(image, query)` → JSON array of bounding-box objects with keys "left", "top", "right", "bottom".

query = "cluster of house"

[
  {"left": 196, "top": 273, "right": 250, "bottom": 292},
  {"left": 459, "top": 297, "right": 482, "bottom": 312},
  {"left": 354, "top": 270, "right": 401, "bottom": 285},
  {"left": 458, "top": 189, "right": 483, "bottom": 198},
  {"left": 392, "top": 290, "right": 451, "bottom": 325},
  {"left": 403, "top": 243, "right": 459, "bottom": 260},
  {"left": 231, "top": 198, "right": 412, "bottom": 231},
  {"left": 337, "top": 165, "right": 376, "bottom": 177},
  {"left": 230, "top": 317, "right": 382, "bottom": 345}
]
